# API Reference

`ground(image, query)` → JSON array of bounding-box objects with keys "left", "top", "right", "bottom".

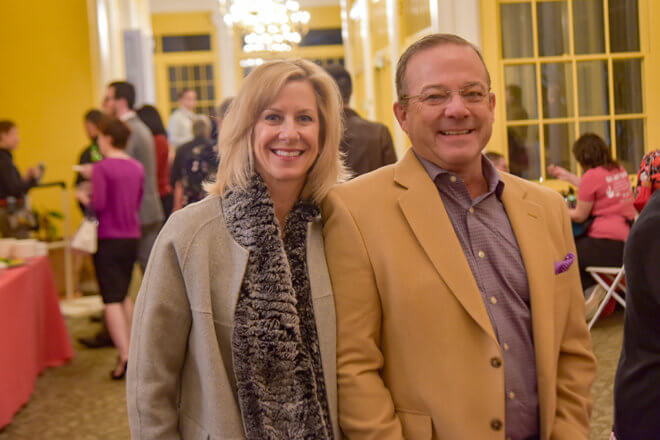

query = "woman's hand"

[
  {"left": 74, "top": 164, "right": 94, "bottom": 179},
  {"left": 547, "top": 164, "right": 580, "bottom": 187},
  {"left": 547, "top": 164, "right": 569, "bottom": 180},
  {"left": 75, "top": 182, "right": 92, "bottom": 206}
]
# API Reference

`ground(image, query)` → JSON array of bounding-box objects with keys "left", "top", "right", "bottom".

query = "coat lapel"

[
  {"left": 306, "top": 218, "right": 340, "bottom": 439},
  {"left": 394, "top": 150, "right": 496, "bottom": 342},
  {"left": 500, "top": 174, "right": 556, "bottom": 437}
]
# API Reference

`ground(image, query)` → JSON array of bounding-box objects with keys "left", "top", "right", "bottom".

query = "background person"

[
  {"left": 547, "top": 133, "right": 635, "bottom": 308},
  {"left": 78, "top": 117, "right": 143, "bottom": 380},
  {"left": 210, "top": 96, "right": 234, "bottom": 143},
  {"left": 325, "top": 64, "right": 396, "bottom": 177},
  {"left": 74, "top": 109, "right": 104, "bottom": 209},
  {"left": 136, "top": 104, "right": 173, "bottom": 218},
  {"left": 485, "top": 151, "right": 509, "bottom": 173},
  {"left": 167, "top": 88, "right": 197, "bottom": 149},
  {"left": 103, "top": 81, "right": 164, "bottom": 272},
  {"left": 127, "top": 59, "right": 346, "bottom": 440},
  {"left": 72, "top": 109, "right": 104, "bottom": 298},
  {"left": 0, "top": 120, "right": 43, "bottom": 238},
  {"left": 170, "top": 116, "right": 217, "bottom": 211},
  {"left": 613, "top": 150, "right": 660, "bottom": 439}
]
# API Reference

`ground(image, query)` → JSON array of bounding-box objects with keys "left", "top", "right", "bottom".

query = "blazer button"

[
  {"left": 490, "top": 419, "right": 503, "bottom": 431},
  {"left": 490, "top": 357, "right": 502, "bottom": 368}
]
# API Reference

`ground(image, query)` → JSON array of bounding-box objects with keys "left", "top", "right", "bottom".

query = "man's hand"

[{"left": 25, "top": 165, "right": 43, "bottom": 181}]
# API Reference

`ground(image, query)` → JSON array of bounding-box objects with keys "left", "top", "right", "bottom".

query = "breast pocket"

[{"left": 396, "top": 410, "right": 432, "bottom": 440}]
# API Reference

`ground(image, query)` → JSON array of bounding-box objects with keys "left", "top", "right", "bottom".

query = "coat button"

[
  {"left": 490, "top": 419, "right": 503, "bottom": 431},
  {"left": 490, "top": 357, "right": 502, "bottom": 368}
]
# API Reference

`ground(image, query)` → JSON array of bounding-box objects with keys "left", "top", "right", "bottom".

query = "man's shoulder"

[
  {"left": 125, "top": 117, "right": 151, "bottom": 136},
  {"left": 503, "top": 171, "right": 564, "bottom": 204},
  {"left": 328, "top": 164, "right": 398, "bottom": 203},
  {"left": 345, "top": 108, "right": 388, "bottom": 133},
  {"left": 168, "top": 109, "right": 183, "bottom": 120}
]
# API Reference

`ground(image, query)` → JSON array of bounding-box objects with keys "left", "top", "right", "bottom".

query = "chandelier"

[{"left": 219, "top": 0, "right": 311, "bottom": 53}]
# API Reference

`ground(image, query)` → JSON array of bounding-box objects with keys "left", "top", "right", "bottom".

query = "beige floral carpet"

[{"left": 0, "top": 310, "right": 624, "bottom": 439}]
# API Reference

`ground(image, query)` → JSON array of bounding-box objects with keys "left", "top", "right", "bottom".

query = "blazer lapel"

[
  {"left": 395, "top": 150, "right": 497, "bottom": 342},
  {"left": 500, "top": 174, "right": 556, "bottom": 437},
  {"left": 306, "top": 218, "right": 340, "bottom": 438}
]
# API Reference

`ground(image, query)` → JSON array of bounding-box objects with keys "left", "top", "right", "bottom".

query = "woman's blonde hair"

[{"left": 206, "top": 59, "right": 349, "bottom": 203}]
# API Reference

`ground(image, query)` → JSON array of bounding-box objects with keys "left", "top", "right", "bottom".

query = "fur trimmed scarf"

[{"left": 222, "top": 173, "right": 334, "bottom": 440}]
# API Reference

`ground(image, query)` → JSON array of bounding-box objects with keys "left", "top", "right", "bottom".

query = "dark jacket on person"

[
  {"left": 341, "top": 108, "right": 397, "bottom": 177},
  {"left": 614, "top": 190, "right": 660, "bottom": 439},
  {"left": 0, "top": 149, "right": 37, "bottom": 199},
  {"left": 124, "top": 114, "right": 164, "bottom": 226},
  {"left": 170, "top": 136, "right": 218, "bottom": 207}
]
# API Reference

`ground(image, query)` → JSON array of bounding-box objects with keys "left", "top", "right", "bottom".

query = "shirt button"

[
  {"left": 508, "top": 391, "right": 516, "bottom": 399},
  {"left": 503, "top": 343, "right": 510, "bottom": 351},
  {"left": 490, "top": 296, "right": 497, "bottom": 304},
  {"left": 468, "top": 207, "right": 474, "bottom": 214},
  {"left": 450, "top": 175, "right": 457, "bottom": 183},
  {"left": 478, "top": 250, "right": 485, "bottom": 258},
  {"left": 490, "top": 419, "right": 503, "bottom": 431},
  {"left": 490, "top": 357, "right": 502, "bottom": 368}
]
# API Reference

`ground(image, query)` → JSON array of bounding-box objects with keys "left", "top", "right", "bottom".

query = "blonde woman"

[{"left": 127, "top": 59, "right": 347, "bottom": 440}]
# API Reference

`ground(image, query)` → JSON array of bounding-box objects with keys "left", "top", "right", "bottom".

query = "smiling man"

[{"left": 323, "top": 34, "right": 597, "bottom": 440}]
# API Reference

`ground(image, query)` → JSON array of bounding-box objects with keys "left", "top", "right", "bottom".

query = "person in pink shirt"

[{"left": 548, "top": 133, "right": 635, "bottom": 297}]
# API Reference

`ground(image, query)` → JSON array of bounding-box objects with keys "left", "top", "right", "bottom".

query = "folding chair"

[{"left": 586, "top": 266, "right": 626, "bottom": 330}]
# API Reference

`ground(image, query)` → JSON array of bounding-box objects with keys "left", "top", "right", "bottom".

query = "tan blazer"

[
  {"left": 127, "top": 196, "right": 340, "bottom": 439},
  {"left": 322, "top": 150, "right": 597, "bottom": 440}
]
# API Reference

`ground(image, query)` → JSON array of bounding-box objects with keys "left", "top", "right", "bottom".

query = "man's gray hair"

[
  {"left": 395, "top": 33, "right": 491, "bottom": 103},
  {"left": 192, "top": 115, "right": 211, "bottom": 138}
]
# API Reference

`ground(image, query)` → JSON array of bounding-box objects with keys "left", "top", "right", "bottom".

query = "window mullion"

[{"left": 532, "top": 0, "right": 545, "bottom": 180}]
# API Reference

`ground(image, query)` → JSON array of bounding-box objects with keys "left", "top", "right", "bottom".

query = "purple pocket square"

[{"left": 554, "top": 252, "right": 575, "bottom": 274}]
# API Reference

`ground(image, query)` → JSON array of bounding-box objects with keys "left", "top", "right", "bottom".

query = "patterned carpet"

[{"left": 0, "top": 309, "right": 624, "bottom": 440}]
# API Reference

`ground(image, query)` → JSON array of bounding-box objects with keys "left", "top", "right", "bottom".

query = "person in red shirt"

[
  {"left": 137, "top": 105, "right": 173, "bottom": 218},
  {"left": 548, "top": 133, "right": 635, "bottom": 299}
]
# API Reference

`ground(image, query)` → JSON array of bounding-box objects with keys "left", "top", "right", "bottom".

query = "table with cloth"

[{"left": 0, "top": 255, "right": 74, "bottom": 429}]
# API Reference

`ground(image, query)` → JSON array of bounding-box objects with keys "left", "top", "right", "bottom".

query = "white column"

[
  {"left": 360, "top": 0, "right": 376, "bottom": 120},
  {"left": 88, "top": 0, "right": 158, "bottom": 105},
  {"left": 119, "top": 0, "right": 157, "bottom": 106},
  {"left": 211, "top": 9, "right": 237, "bottom": 99},
  {"left": 340, "top": 0, "right": 353, "bottom": 91},
  {"left": 430, "top": 0, "right": 482, "bottom": 48},
  {"left": 387, "top": 0, "right": 407, "bottom": 153}
]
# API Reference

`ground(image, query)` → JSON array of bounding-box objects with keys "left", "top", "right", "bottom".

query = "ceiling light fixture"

[{"left": 219, "top": 0, "right": 311, "bottom": 53}]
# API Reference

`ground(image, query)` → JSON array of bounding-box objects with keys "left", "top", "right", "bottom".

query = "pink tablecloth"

[{"left": 0, "top": 256, "right": 74, "bottom": 429}]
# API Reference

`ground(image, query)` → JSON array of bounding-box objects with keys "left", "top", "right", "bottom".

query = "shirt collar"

[
  {"left": 414, "top": 151, "right": 505, "bottom": 199},
  {"left": 119, "top": 111, "right": 136, "bottom": 122},
  {"left": 179, "top": 107, "right": 195, "bottom": 118}
]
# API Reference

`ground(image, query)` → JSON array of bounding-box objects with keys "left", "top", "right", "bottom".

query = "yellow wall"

[{"left": 0, "top": 0, "right": 95, "bottom": 235}]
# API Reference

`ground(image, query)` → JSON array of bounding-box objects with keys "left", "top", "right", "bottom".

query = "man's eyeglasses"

[{"left": 400, "top": 84, "right": 491, "bottom": 107}]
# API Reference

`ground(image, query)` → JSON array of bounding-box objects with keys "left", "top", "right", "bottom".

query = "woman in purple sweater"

[{"left": 81, "top": 117, "right": 144, "bottom": 379}]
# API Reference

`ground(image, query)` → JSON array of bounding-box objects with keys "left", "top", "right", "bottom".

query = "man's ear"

[{"left": 393, "top": 101, "right": 409, "bottom": 134}]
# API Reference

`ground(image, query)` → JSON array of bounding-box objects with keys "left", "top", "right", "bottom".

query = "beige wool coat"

[{"left": 126, "top": 195, "right": 340, "bottom": 439}]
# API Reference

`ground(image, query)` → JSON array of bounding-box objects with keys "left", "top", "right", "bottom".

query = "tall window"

[
  {"left": 167, "top": 64, "right": 216, "bottom": 117},
  {"left": 499, "top": 0, "right": 645, "bottom": 179}
]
